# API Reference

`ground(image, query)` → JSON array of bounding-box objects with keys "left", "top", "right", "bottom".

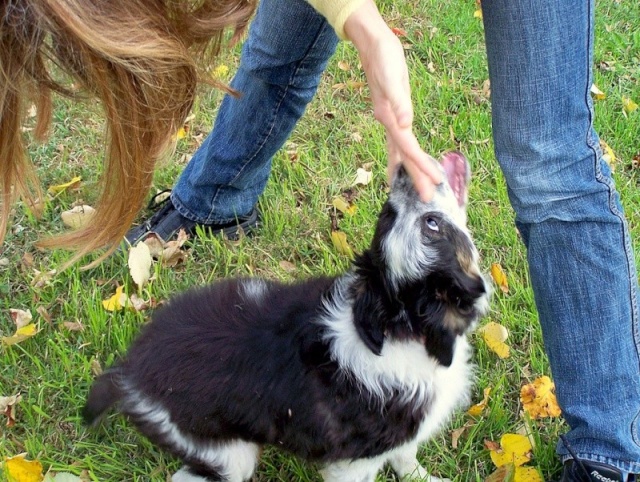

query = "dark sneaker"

[
  {"left": 125, "top": 190, "right": 260, "bottom": 246},
  {"left": 559, "top": 459, "right": 633, "bottom": 482},
  {"left": 558, "top": 436, "right": 637, "bottom": 482}
]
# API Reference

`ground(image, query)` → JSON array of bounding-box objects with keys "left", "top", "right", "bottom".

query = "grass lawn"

[{"left": 1, "top": 0, "right": 639, "bottom": 480}]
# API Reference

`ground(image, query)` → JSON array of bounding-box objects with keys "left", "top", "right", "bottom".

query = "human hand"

[{"left": 343, "top": 0, "right": 442, "bottom": 201}]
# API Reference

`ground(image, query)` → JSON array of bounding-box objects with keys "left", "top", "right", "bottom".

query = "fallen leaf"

[
  {"left": 622, "top": 96, "right": 638, "bottom": 114},
  {"left": 1, "top": 394, "right": 22, "bottom": 427},
  {"left": 590, "top": 84, "right": 606, "bottom": 100},
  {"left": 514, "top": 466, "right": 543, "bottom": 482},
  {"left": 467, "top": 386, "right": 491, "bottom": 417},
  {"left": 520, "top": 376, "right": 562, "bottom": 419},
  {"left": 3, "top": 454, "right": 44, "bottom": 482},
  {"left": 332, "top": 197, "right": 357, "bottom": 215},
  {"left": 161, "top": 229, "right": 189, "bottom": 267},
  {"left": 2, "top": 323, "right": 38, "bottom": 346},
  {"left": 62, "top": 321, "right": 84, "bottom": 332},
  {"left": 60, "top": 205, "right": 95, "bottom": 229},
  {"left": 352, "top": 168, "right": 372, "bottom": 187},
  {"left": 337, "top": 60, "right": 350, "bottom": 71},
  {"left": 489, "top": 434, "right": 533, "bottom": 468},
  {"left": 10, "top": 309, "right": 33, "bottom": 329},
  {"left": 128, "top": 242, "right": 152, "bottom": 289},
  {"left": 279, "top": 260, "right": 296, "bottom": 273},
  {"left": 43, "top": 473, "right": 83, "bottom": 482},
  {"left": 31, "top": 269, "right": 57, "bottom": 289},
  {"left": 391, "top": 27, "right": 407, "bottom": 37},
  {"left": 474, "top": 8, "right": 483, "bottom": 18},
  {"left": 485, "top": 463, "right": 515, "bottom": 482},
  {"left": 102, "top": 285, "right": 127, "bottom": 312},
  {"left": 48, "top": 176, "right": 81, "bottom": 195},
  {"left": 331, "top": 230, "right": 353, "bottom": 257},
  {"left": 212, "top": 64, "right": 229, "bottom": 78},
  {"left": 479, "top": 321, "right": 510, "bottom": 359},
  {"left": 491, "top": 263, "right": 509, "bottom": 294},
  {"left": 128, "top": 293, "right": 150, "bottom": 312},
  {"left": 36, "top": 306, "right": 52, "bottom": 326},
  {"left": 175, "top": 127, "right": 187, "bottom": 140},
  {"left": 600, "top": 140, "right": 616, "bottom": 171},
  {"left": 90, "top": 359, "right": 103, "bottom": 376}
]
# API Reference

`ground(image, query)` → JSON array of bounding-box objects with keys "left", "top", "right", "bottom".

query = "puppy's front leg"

[
  {"left": 389, "top": 444, "right": 451, "bottom": 482},
  {"left": 319, "top": 458, "right": 383, "bottom": 482}
]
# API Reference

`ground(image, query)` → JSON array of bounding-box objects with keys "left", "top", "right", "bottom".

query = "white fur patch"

[
  {"left": 123, "top": 385, "right": 259, "bottom": 482},
  {"left": 321, "top": 278, "right": 473, "bottom": 413},
  {"left": 240, "top": 278, "right": 268, "bottom": 302}
]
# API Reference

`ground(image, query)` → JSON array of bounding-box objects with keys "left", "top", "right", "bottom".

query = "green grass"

[{"left": 2, "top": 0, "right": 639, "bottom": 480}]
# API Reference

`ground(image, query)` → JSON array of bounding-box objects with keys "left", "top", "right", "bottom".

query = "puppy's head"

[{"left": 353, "top": 152, "right": 489, "bottom": 366}]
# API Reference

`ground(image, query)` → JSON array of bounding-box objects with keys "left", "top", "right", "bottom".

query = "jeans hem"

[{"left": 561, "top": 453, "right": 640, "bottom": 475}]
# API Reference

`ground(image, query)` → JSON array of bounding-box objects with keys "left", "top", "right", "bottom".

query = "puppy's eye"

[{"left": 426, "top": 217, "right": 439, "bottom": 232}]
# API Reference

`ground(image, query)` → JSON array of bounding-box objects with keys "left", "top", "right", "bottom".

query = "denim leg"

[
  {"left": 483, "top": 0, "right": 640, "bottom": 472},
  {"left": 172, "top": 0, "right": 338, "bottom": 223}
]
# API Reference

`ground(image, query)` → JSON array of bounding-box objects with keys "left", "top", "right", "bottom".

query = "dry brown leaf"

[
  {"left": 1, "top": 394, "right": 22, "bottom": 427},
  {"left": 62, "top": 321, "right": 84, "bottom": 332},
  {"left": 36, "top": 306, "right": 52, "bottom": 326},
  {"left": 279, "top": 260, "right": 296, "bottom": 273},
  {"left": 61, "top": 205, "right": 95, "bottom": 229},
  {"left": 10, "top": 308, "right": 33, "bottom": 329}
]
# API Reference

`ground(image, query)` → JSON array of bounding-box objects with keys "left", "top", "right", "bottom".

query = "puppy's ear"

[
  {"left": 424, "top": 326, "right": 456, "bottom": 367},
  {"left": 352, "top": 287, "right": 385, "bottom": 356}
]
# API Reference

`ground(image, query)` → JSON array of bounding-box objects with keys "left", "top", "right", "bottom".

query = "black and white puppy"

[{"left": 84, "top": 152, "right": 490, "bottom": 482}]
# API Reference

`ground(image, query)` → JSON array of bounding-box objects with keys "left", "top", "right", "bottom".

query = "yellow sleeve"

[{"left": 306, "top": 0, "right": 367, "bottom": 39}]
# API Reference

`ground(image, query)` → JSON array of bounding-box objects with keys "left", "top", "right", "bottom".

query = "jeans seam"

[
  {"left": 583, "top": 0, "right": 640, "bottom": 450},
  {"left": 206, "top": 21, "right": 331, "bottom": 223}
]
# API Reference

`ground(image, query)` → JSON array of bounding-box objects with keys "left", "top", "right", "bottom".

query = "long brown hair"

[{"left": 0, "top": 0, "right": 255, "bottom": 266}]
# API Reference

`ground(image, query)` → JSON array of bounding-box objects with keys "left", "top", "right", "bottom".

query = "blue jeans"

[
  {"left": 172, "top": 0, "right": 338, "bottom": 223},
  {"left": 173, "top": 0, "right": 640, "bottom": 473}
]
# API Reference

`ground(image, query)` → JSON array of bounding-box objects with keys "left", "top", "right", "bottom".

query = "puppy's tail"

[{"left": 82, "top": 367, "right": 124, "bottom": 426}]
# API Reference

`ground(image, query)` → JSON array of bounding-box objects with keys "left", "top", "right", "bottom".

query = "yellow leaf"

[
  {"left": 175, "top": 127, "right": 187, "bottom": 140},
  {"left": 212, "top": 64, "right": 229, "bottom": 78},
  {"left": 485, "top": 463, "right": 515, "bottom": 482},
  {"left": 600, "top": 140, "right": 616, "bottom": 171},
  {"left": 474, "top": 8, "right": 483, "bottom": 19},
  {"left": 520, "top": 376, "right": 562, "bottom": 419},
  {"left": 102, "top": 286, "right": 127, "bottom": 312},
  {"left": 479, "top": 321, "right": 510, "bottom": 359},
  {"left": 2, "top": 324, "right": 38, "bottom": 346},
  {"left": 491, "top": 263, "right": 509, "bottom": 294},
  {"left": 514, "top": 466, "right": 543, "bottom": 482},
  {"left": 622, "top": 96, "right": 638, "bottom": 114},
  {"left": 47, "top": 176, "right": 81, "bottom": 195},
  {"left": 3, "top": 454, "right": 44, "bottom": 482},
  {"left": 467, "top": 386, "right": 491, "bottom": 417},
  {"left": 332, "top": 197, "right": 357, "bottom": 215},
  {"left": 128, "top": 241, "right": 153, "bottom": 289},
  {"left": 331, "top": 230, "right": 353, "bottom": 257},
  {"left": 590, "top": 84, "right": 606, "bottom": 100},
  {"left": 489, "top": 434, "right": 532, "bottom": 468}
]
